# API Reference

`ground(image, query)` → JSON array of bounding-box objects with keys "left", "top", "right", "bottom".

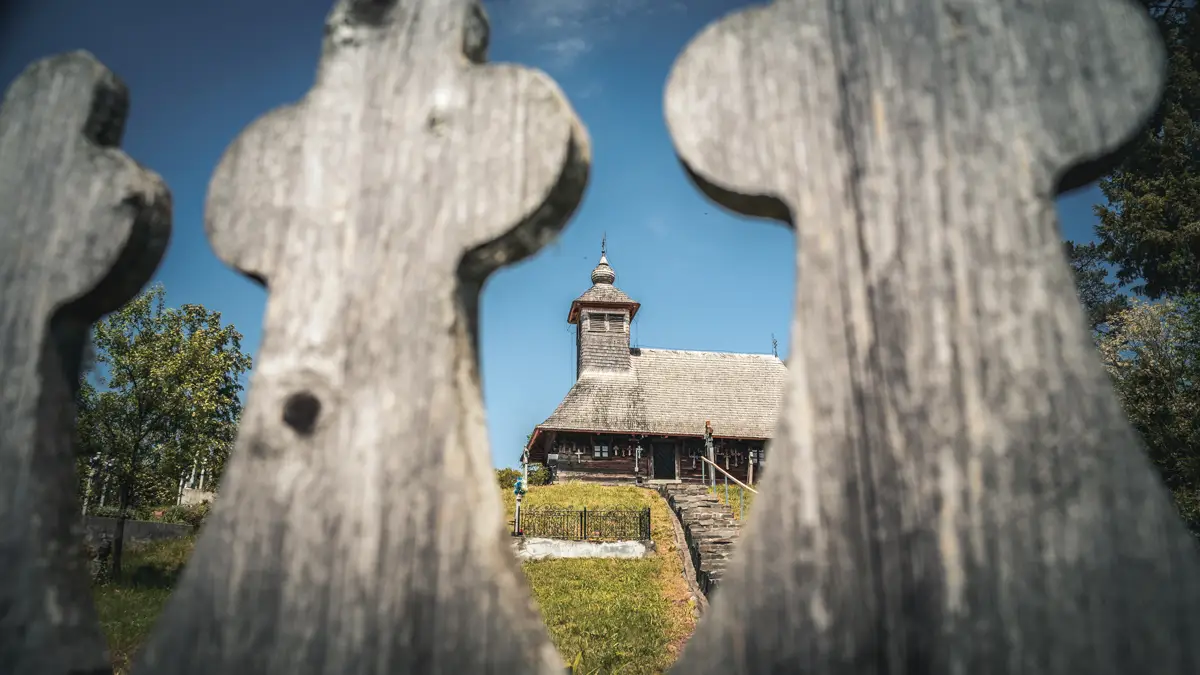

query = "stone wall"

[{"left": 83, "top": 516, "right": 191, "bottom": 547}]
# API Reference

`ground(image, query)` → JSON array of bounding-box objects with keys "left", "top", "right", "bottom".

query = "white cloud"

[
  {"left": 540, "top": 36, "right": 591, "bottom": 68},
  {"left": 492, "top": 0, "right": 677, "bottom": 69},
  {"left": 574, "top": 81, "right": 604, "bottom": 100}
]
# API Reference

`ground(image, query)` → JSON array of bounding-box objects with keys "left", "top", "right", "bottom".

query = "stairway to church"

[{"left": 658, "top": 483, "right": 741, "bottom": 598}]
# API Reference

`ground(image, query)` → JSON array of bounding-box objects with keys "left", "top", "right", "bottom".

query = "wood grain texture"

[
  {"left": 664, "top": 0, "right": 1200, "bottom": 673},
  {"left": 0, "top": 52, "right": 171, "bottom": 675},
  {"left": 135, "top": 1, "right": 588, "bottom": 673}
]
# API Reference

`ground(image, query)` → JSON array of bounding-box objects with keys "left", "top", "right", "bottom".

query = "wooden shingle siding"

[{"left": 578, "top": 309, "right": 633, "bottom": 372}]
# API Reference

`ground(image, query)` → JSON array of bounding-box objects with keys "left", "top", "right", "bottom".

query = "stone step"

[
  {"left": 665, "top": 484, "right": 710, "bottom": 493},
  {"left": 658, "top": 483, "right": 743, "bottom": 601},
  {"left": 677, "top": 505, "right": 731, "bottom": 517},
  {"left": 691, "top": 538, "right": 734, "bottom": 554},
  {"left": 686, "top": 511, "right": 729, "bottom": 528},
  {"left": 667, "top": 487, "right": 710, "bottom": 499},
  {"left": 684, "top": 511, "right": 736, "bottom": 522},
  {"left": 671, "top": 492, "right": 719, "bottom": 501},
  {"left": 678, "top": 507, "right": 728, "bottom": 518},
  {"left": 673, "top": 502, "right": 722, "bottom": 514},
  {"left": 692, "top": 539, "right": 735, "bottom": 552},
  {"left": 688, "top": 528, "right": 739, "bottom": 542},
  {"left": 695, "top": 554, "right": 733, "bottom": 571},
  {"left": 688, "top": 527, "right": 733, "bottom": 539},
  {"left": 686, "top": 519, "right": 737, "bottom": 529},
  {"left": 675, "top": 501, "right": 719, "bottom": 509},
  {"left": 679, "top": 502, "right": 727, "bottom": 510}
]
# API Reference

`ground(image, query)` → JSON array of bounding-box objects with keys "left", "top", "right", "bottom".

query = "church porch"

[{"left": 528, "top": 430, "right": 766, "bottom": 486}]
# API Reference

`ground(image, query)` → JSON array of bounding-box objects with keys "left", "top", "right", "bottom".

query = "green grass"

[
  {"left": 503, "top": 481, "right": 655, "bottom": 518},
  {"left": 92, "top": 536, "right": 195, "bottom": 674},
  {"left": 525, "top": 558, "right": 680, "bottom": 674},
  {"left": 92, "top": 483, "right": 696, "bottom": 674},
  {"left": 509, "top": 482, "right": 696, "bottom": 673}
]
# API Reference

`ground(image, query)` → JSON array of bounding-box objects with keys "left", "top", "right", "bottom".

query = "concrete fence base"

[
  {"left": 511, "top": 537, "right": 655, "bottom": 561},
  {"left": 83, "top": 516, "right": 192, "bottom": 547}
]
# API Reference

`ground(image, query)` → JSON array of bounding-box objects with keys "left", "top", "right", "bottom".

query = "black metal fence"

[{"left": 516, "top": 506, "right": 651, "bottom": 541}]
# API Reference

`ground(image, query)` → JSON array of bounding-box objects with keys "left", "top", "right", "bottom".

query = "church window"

[
  {"left": 587, "top": 312, "right": 625, "bottom": 332},
  {"left": 587, "top": 311, "right": 607, "bottom": 332}
]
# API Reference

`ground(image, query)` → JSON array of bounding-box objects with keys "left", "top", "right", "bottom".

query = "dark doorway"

[{"left": 652, "top": 443, "right": 675, "bottom": 480}]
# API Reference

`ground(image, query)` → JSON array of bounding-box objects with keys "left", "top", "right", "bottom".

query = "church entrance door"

[{"left": 652, "top": 443, "right": 675, "bottom": 480}]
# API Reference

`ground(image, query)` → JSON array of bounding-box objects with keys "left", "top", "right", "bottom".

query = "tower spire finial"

[{"left": 589, "top": 236, "right": 616, "bottom": 286}]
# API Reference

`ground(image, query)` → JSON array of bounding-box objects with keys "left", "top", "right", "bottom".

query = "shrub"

[
  {"left": 158, "top": 503, "right": 211, "bottom": 531},
  {"left": 497, "top": 466, "right": 553, "bottom": 489},
  {"left": 496, "top": 468, "right": 521, "bottom": 491},
  {"left": 528, "top": 464, "right": 551, "bottom": 486},
  {"left": 91, "top": 505, "right": 122, "bottom": 519}
]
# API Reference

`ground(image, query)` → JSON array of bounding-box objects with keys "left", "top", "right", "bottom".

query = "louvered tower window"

[{"left": 588, "top": 311, "right": 625, "bottom": 332}]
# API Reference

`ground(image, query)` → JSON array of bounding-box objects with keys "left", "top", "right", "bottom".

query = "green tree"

[
  {"left": 1096, "top": 296, "right": 1200, "bottom": 532},
  {"left": 1064, "top": 240, "right": 1128, "bottom": 330},
  {"left": 76, "top": 284, "right": 252, "bottom": 576},
  {"left": 1094, "top": 2, "right": 1200, "bottom": 299}
]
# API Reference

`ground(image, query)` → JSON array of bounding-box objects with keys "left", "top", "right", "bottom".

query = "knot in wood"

[{"left": 281, "top": 391, "right": 322, "bottom": 435}]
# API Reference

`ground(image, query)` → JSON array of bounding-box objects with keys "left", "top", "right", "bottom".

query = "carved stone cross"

[
  {"left": 665, "top": 0, "right": 1200, "bottom": 673},
  {"left": 137, "top": 1, "right": 588, "bottom": 673},
  {"left": 0, "top": 52, "right": 171, "bottom": 674}
]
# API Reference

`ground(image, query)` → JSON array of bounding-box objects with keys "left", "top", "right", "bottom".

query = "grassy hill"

[{"left": 93, "top": 482, "right": 696, "bottom": 674}]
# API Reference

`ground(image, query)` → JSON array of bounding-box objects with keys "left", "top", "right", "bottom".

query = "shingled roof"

[
  {"left": 572, "top": 283, "right": 637, "bottom": 307},
  {"left": 567, "top": 253, "right": 640, "bottom": 322},
  {"left": 535, "top": 347, "right": 786, "bottom": 440}
]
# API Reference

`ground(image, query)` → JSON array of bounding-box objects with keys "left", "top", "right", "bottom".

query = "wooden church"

[{"left": 523, "top": 249, "right": 785, "bottom": 485}]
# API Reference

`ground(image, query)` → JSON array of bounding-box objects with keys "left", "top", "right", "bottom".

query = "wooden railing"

[
  {"left": 3, "top": 0, "right": 1199, "bottom": 673},
  {"left": 700, "top": 455, "right": 758, "bottom": 520},
  {"left": 700, "top": 455, "right": 759, "bottom": 496}
]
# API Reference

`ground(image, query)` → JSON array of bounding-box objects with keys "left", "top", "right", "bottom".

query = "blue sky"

[{"left": 1, "top": 0, "right": 1108, "bottom": 469}]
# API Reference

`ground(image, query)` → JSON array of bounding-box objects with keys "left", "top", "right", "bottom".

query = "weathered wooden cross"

[
  {"left": 665, "top": 1, "right": 1200, "bottom": 672},
  {"left": 0, "top": 51, "right": 172, "bottom": 675},
  {"left": 2, "top": 0, "right": 1198, "bottom": 673}
]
